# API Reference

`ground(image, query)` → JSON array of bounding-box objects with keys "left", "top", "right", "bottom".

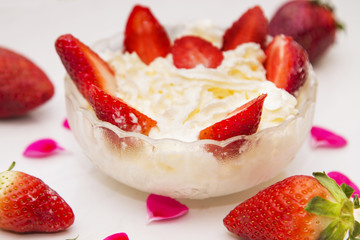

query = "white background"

[{"left": 0, "top": 0, "right": 359, "bottom": 239}]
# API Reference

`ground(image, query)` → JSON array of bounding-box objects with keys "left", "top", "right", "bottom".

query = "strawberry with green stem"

[
  {"left": 0, "top": 162, "right": 74, "bottom": 233},
  {"left": 224, "top": 172, "right": 360, "bottom": 240}
]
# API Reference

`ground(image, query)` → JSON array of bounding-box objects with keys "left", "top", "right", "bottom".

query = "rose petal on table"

[
  {"left": 104, "top": 232, "right": 129, "bottom": 240},
  {"left": 328, "top": 171, "right": 360, "bottom": 197},
  {"left": 146, "top": 194, "right": 189, "bottom": 222},
  {"left": 63, "top": 118, "right": 71, "bottom": 130},
  {"left": 310, "top": 126, "right": 347, "bottom": 149},
  {"left": 23, "top": 138, "right": 65, "bottom": 158}
]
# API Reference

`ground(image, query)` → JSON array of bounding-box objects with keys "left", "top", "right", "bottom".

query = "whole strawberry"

[
  {"left": 0, "top": 162, "right": 74, "bottom": 233},
  {"left": 223, "top": 172, "right": 360, "bottom": 240},
  {"left": 0, "top": 47, "right": 54, "bottom": 118},
  {"left": 268, "top": 0, "right": 342, "bottom": 63}
]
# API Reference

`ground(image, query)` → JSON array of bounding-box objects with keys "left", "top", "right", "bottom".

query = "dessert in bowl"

[{"left": 58, "top": 5, "right": 317, "bottom": 199}]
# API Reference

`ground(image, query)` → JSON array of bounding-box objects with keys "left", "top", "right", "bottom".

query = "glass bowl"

[{"left": 64, "top": 33, "right": 317, "bottom": 199}]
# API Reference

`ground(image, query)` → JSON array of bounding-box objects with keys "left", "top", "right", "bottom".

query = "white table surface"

[{"left": 1, "top": 0, "right": 359, "bottom": 239}]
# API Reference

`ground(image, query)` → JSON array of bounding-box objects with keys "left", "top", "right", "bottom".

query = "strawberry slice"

[
  {"left": 55, "top": 34, "right": 117, "bottom": 99},
  {"left": 199, "top": 94, "right": 267, "bottom": 141},
  {"left": 88, "top": 84, "right": 157, "bottom": 135},
  {"left": 264, "top": 34, "right": 309, "bottom": 95},
  {"left": 222, "top": 6, "right": 268, "bottom": 51},
  {"left": 172, "top": 36, "right": 224, "bottom": 69},
  {"left": 124, "top": 5, "right": 171, "bottom": 65},
  {"left": 55, "top": 34, "right": 157, "bottom": 135}
]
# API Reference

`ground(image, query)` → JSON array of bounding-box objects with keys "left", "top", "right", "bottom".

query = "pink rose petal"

[
  {"left": 328, "top": 171, "right": 360, "bottom": 197},
  {"left": 23, "top": 138, "right": 64, "bottom": 158},
  {"left": 146, "top": 194, "right": 189, "bottom": 222},
  {"left": 310, "top": 126, "right": 347, "bottom": 149},
  {"left": 104, "top": 233, "right": 129, "bottom": 240},
  {"left": 63, "top": 118, "right": 71, "bottom": 130}
]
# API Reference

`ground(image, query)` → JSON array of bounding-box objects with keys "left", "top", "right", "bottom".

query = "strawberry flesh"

[
  {"left": 55, "top": 34, "right": 117, "bottom": 99},
  {"left": 222, "top": 6, "right": 268, "bottom": 51},
  {"left": 199, "top": 94, "right": 267, "bottom": 141},
  {"left": 268, "top": 0, "right": 338, "bottom": 62},
  {"left": 0, "top": 47, "right": 54, "bottom": 118},
  {"left": 172, "top": 36, "right": 224, "bottom": 69},
  {"left": 264, "top": 35, "right": 308, "bottom": 95},
  {"left": 0, "top": 170, "right": 74, "bottom": 233},
  {"left": 124, "top": 5, "right": 171, "bottom": 65},
  {"left": 88, "top": 84, "right": 157, "bottom": 135},
  {"left": 55, "top": 34, "right": 157, "bottom": 135}
]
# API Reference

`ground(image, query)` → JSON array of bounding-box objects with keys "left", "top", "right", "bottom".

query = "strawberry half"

[
  {"left": 264, "top": 35, "right": 309, "bottom": 95},
  {"left": 0, "top": 162, "right": 74, "bottom": 233},
  {"left": 199, "top": 94, "right": 266, "bottom": 160},
  {"left": 199, "top": 94, "right": 266, "bottom": 141},
  {"left": 269, "top": 0, "right": 341, "bottom": 63},
  {"left": 88, "top": 84, "right": 157, "bottom": 135},
  {"left": 224, "top": 172, "right": 360, "bottom": 240},
  {"left": 55, "top": 34, "right": 157, "bottom": 135},
  {"left": 124, "top": 5, "right": 171, "bottom": 65},
  {"left": 172, "top": 36, "right": 223, "bottom": 69},
  {"left": 55, "top": 34, "right": 117, "bottom": 99},
  {"left": 222, "top": 6, "right": 268, "bottom": 51},
  {"left": 0, "top": 47, "right": 54, "bottom": 118}
]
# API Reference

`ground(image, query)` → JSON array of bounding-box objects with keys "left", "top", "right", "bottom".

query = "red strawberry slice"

[
  {"left": 264, "top": 34, "right": 309, "bottom": 95},
  {"left": 269, "top": 0, "right": 341, "bottom": 63},
  {"left": 0, "top": 47, "right": 54, "bottom": 118},
  {"left": 224, "top": 172, "right": 360, "bottom": 239},
  {"left": 0, "top": 162, "right": 74, "bottom": 233},
  {"left": 199, "top": 94, "right": 267, "bottom": 141},
  {"left": 222, "top": 6, "right": 268, "bottom": 51},
  {"left": 199, "top": 94, "right": 267, "bottom": 160},
  {"left": 55, "top": 34, "right": 117, "bottom": 99},
  {"left": 124, "top": 5, "right": 171, "bottom": 65},
  {"left": 55, "top": 34, "right": 157, "bottom": 135},
  {"left": 172, "top": 36, "right": 224, "bottom": 69},
  {"left": 88, "top": 84, "right": 157, "bottom": 135}
]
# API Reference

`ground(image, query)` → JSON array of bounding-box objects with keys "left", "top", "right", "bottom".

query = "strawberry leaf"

[
  {"left": 328, "top": 171, "right": 360, "bottom": 198},
  {"left": 304, "top": 196, "right": 340, "bottom": 218},
  {"left": 318, "top": 219, "right": 347, "bottom": 240},
  {"left": 341, "top": 183, "right": 355, "bottom": 199},
  {"left": 354, "top": 195, "right": 360, "bottom": 209},
  {"left": 350, "top": 221, "right": 360, "bottom": 239},
  {"left": 313, "top": 172, "right": 347, "bottom": 202}
]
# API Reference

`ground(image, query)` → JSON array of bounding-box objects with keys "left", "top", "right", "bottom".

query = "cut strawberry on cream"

[
  {"left": 222, "top": 6, "right": 268, "bottom": 51},
  {"left": 124, "top": 5, "right": 171, "bottom": 65},
  {"left": 199, "top": 94, "right": 266, "bottom": 140},
  {"left": 264, "top": 34, "right": 309, "bottom": 95},
  {"left": 55, "top": 34, "right": 157, "bottom": 135}
]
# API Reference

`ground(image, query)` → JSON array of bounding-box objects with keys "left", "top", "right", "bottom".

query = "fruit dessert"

[{"left": 56, "top": 5, "right": 317, "bottom": 199}]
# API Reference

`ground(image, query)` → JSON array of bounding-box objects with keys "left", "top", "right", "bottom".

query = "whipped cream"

[{"left": 103, "top": 21, "right": 298, "bottom": 142}]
